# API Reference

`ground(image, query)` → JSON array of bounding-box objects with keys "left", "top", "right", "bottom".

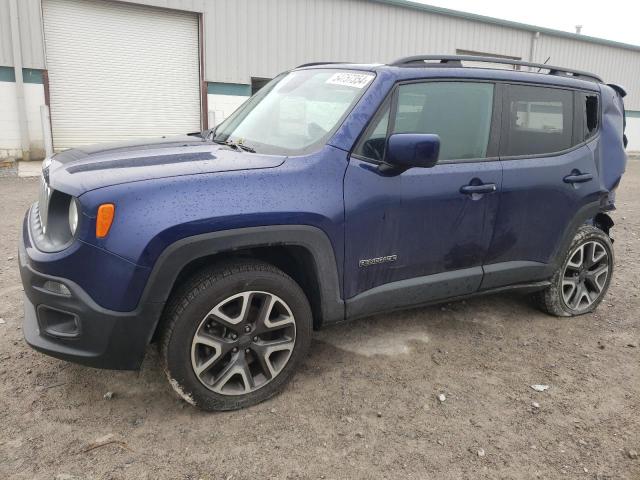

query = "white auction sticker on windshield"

[{"left": 326, "top": 72, "right": 374, "bottom": 89}]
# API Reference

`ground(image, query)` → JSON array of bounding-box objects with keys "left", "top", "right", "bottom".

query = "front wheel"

[
  {"left": 534, "top": 225, "right": 614, "bottom": 317},
  {"left": 159, "top": 260, "right": 312, "bottom": 411}
]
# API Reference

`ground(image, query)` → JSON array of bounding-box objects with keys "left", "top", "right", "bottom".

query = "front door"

[{"left": 344, "top": 80, "right": 503, "bottom": 318}]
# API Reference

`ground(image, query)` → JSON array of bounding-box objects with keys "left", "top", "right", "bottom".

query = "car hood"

[{"left": 46, "top": 135, "right": 286, "bottom": 196}]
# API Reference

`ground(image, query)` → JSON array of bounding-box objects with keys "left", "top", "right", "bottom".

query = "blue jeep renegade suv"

[{"left": 19, "top": 55, "right": 628, "bottom": 410}]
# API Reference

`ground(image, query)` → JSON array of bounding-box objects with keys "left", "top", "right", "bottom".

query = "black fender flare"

[
  {"left": 548, "top": 201, "right": 611, "bottom": 274},
  {"left": 139, "top": 225, "right": 345, "bottom": 340}
]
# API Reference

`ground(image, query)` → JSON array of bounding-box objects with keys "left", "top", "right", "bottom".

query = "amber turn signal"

[{"left": 96, "top": 203, "right": 115, "bottom": 238}]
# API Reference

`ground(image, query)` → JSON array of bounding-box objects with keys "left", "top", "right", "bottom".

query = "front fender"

[{"left": 138, "top": 225, "right": 345, "bottom": 341}]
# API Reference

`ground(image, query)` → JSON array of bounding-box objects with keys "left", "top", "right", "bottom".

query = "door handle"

[
  {"left": 460, "top": 183, "right": 497, "bottom": 195},
  {"left": 563, "top": 172, "right": 593, "bottom": 184}
]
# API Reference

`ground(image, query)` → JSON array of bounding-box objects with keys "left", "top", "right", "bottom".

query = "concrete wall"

[
  {"left": 207, "top": 93, "right": 248, "bottom": 127},
  {"left": 0, "top": 80, "right": 45, "bottom": 159},
  {"left": 626, "top": 116, "right": 640, "bottom": 152}
]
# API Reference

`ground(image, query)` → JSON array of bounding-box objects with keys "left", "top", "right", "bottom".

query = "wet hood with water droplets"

[{"left": 47, "top": 135, "right": 286, "bottom": 196}]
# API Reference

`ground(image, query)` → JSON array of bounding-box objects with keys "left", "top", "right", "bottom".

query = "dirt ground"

[{"left": 0, "top": 163, "right": 638, "bottom": 480}]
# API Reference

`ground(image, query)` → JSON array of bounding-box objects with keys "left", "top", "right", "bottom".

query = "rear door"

[
  {"left": 344, "top": 80, "right": 503, "bottom": 318},
  {"left": 482, "top": 83, "right": 601, "bottom": 289}
]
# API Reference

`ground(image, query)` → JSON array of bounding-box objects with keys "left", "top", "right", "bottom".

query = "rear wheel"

[
  {"left": 159, "top": 260, "right": 312, "bottom": 411},
  {"left": 534, "top": 225, "right": 613, "bottom": 317}
]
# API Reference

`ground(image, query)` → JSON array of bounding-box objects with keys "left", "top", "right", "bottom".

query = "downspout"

[
  {"left": 529, "top": 31, "right": 540, "bottom": 71},
  {"left": 9, "top": 0, "right": 31, "bottom": 161}
]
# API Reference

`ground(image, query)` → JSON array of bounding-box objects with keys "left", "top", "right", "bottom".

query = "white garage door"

[{"left": 42, "top": 0, "right": 201, "bottom": 150}]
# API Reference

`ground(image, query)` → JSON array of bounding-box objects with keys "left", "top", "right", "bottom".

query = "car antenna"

[{"left": 537, "top": 56, "right": 551, "bottom": 73}]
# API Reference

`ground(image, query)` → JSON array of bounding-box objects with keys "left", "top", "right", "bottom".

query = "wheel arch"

[
  {"left": 141, "top": 226, "right": 345, "bottom": 343},
  {"left": 592, "top": 212, "right": 614, "bottom": 236},
  {"left": 549, "top": 201, "right": 612, "bottom": 272}
]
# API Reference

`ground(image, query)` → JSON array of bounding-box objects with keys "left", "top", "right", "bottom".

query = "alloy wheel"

[
  {"left": 190, "top": 291, "right": 296, "bottom": 395},
  {"left": 561, "top": 240, "right": 610, "bottom": 312}
]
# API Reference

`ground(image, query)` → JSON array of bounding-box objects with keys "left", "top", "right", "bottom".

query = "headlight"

[{"left": 68, "top": 198, "right": 79, "bottom": 235}]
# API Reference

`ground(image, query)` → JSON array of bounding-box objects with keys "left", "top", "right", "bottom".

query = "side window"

[
  {"left": 394, "top": 82, "right": 494, "bottom": 160},
  {"left": 580, "top": 92, "right": 599, "bottom": 141},
  {"left": 504, "top": 85, "right": 573, "bottom": 156},
  {"left": 353, "top": 103, "right": 390, "bottom": 161},
  {"left": 355, "top": 82, "right": 494, "bottom": 162}
]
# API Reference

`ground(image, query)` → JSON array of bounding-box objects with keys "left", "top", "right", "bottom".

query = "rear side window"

[
  {"left": 355, "top": 81, "right": 495, "bottom": 162},
  {"left": 580, "top": 92, "right": 599, "bottom": 141},
  {"left": 503, "top": 85, "right": 573, "bottom": 156}
]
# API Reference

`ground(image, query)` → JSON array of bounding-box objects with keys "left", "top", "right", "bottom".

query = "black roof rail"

[
  {"left": 295, "top": 61, "right": 350, "bottom": 68},
  {"left": 389, "top": 55, "right": 603, "bottom": 83}
]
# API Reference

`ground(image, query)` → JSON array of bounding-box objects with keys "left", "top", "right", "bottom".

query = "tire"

[
  {"left": 534, "top": 225, "right": 614, "bottom": 317},
  {"left": 159, "top": 259, "right": 312, "bottom": 411}
]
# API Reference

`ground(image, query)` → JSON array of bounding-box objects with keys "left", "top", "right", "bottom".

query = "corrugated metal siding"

[
  {"left": 204, "top": 0, "right": 534, "bottom": 83},
  {"left": 201, "top": 0, "right": 640, "bottom": 109},
  {"left": 0, "top": 0, "right": 205, "bottom": 69},
  {"left": 109, "top": 0, "right": 204, "bottom": 12},
  {"left": 3, "top": 0, "right": 640, "bottom": 109},
  {"left": 534, "top": 35, "right": 640, "bottom": 110},
  {"left": 0, "top": 0, "right": 13, "bottom": 66},
  {"left": 0, "top": 0, "right": 45, "bottom": 68},
  {"left": 17, "top": 0, "right": 45, "bottom": 68}
]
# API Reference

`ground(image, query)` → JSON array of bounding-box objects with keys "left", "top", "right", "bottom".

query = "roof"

[
  {"left": 390, "top": 55, "right": 603, "bottom": 82},
  {"left": 369, "top": 0, "right": 640, "bottom": 53},
  {"left": 297, "top": 62, "right": 601, "bottom": 91}
]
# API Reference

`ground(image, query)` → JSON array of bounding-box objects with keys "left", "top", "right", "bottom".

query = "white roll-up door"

[{"left": 42, "top": 0, "right": 201, "bottom": 150}]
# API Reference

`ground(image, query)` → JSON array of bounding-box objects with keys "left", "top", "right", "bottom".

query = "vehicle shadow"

[
  {"left": 32, "top": 290, "right": 546, "bottom": 417},
  {"left": 315, "top": 289, "right": 542, "bottom": 343}
]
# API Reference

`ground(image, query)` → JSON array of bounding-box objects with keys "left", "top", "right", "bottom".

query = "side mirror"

[{"left": 384, "top": 133, "right": 440, "bottom": 170}]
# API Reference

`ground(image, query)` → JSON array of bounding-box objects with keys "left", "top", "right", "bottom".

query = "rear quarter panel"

[{"left": 598, "top": 84, "right": 628, "bottom": 192}]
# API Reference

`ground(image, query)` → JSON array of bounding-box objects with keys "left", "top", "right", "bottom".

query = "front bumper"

[{"left": 19, "top": 221, "right": 164, "bottom": 370}]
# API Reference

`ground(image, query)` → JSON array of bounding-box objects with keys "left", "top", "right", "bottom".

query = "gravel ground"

[{"left": 0, "top": 163, "right": 639, "bottom": 480}]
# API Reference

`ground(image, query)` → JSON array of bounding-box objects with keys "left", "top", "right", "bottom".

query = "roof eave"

[{"left": 368, "top": 0, "right": 640, "bottom": 53}]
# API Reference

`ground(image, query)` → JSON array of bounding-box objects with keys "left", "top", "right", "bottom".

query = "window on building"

[
  {"left": 503, "top": 85, "right": 573, "bottom": 156},
  {"left": 514, "top": 100, "right": 564, "bottom": 131}
]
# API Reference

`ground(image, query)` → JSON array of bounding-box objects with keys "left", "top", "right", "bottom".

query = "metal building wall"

[
  {"left": 0, "top": 0, "right": 45, "bottom": 69},
  {"left": 1, "top": 0, "right": 639, "bottom": 109},
  {"left": 202, "top": 0, "right": 534, "bottom": 83},
  {"left": 119, "top": 0, "right": 204, "bottom": 13},
  {"left": 533, "top": 33, "right": 640, "bottom": 108},
  {"left": 200, "top": 0, "right": 640, "bottom": 109}
]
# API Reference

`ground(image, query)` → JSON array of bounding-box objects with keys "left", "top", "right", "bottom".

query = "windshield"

[{"left": 213, "top": 69, "right": 375, "bottom": 155}]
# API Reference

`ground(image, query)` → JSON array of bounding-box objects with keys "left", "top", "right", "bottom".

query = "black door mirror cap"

[{"left": 384, "top": 133, "right": 440, "bottom": 170}]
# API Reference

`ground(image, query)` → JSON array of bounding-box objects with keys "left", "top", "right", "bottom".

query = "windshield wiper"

[
  {"left": 201, "top": 128, "right": 216, "bottom": 140},
  {"left": 235, "top": 143, "right": 256, "bottom": 153},
  {"left": 212, "top": 138, "right": 256, "bottom": 153}
]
